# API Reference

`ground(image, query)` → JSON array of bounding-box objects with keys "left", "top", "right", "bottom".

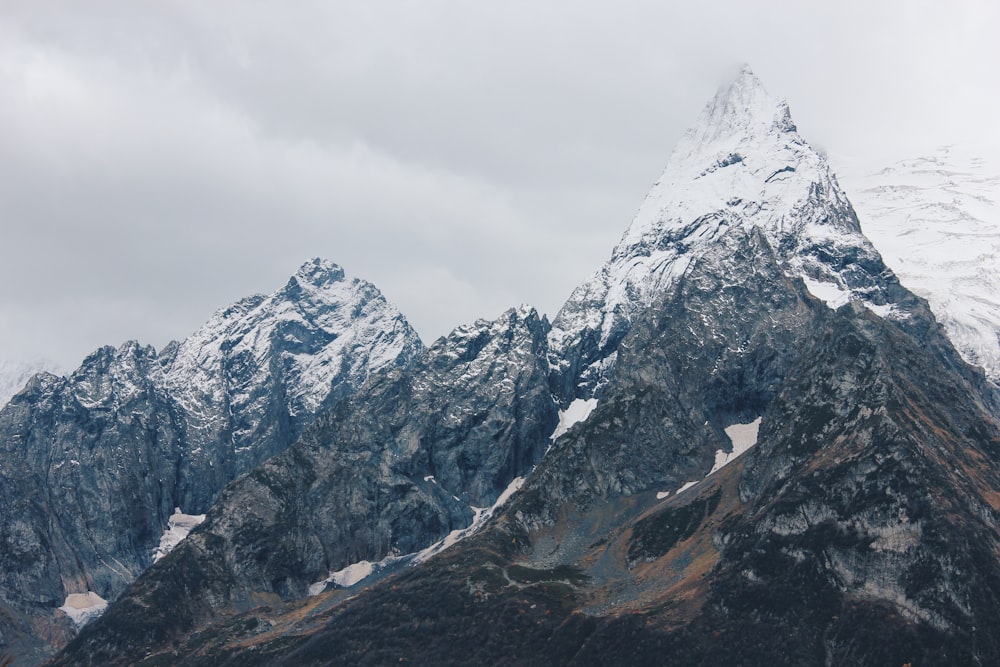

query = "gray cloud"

[{"left": 1, "top": 0, "right": 997, "bottom": 370}]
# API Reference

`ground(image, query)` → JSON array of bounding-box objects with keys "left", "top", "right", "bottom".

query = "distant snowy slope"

[
  {"left": 0, "top": 359, "right": 62, "bottom": 407},
  {"left": 836, "top": 146, "right": 1000, "bottom": 382}
]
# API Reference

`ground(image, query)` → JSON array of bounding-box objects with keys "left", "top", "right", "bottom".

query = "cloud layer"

[{"left": 1, "top": 1, "right": 997, "bottom": 370}]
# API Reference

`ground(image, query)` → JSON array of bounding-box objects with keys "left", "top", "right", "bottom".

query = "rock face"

[
  {"left": 40, "top": 68, "right": 1000, "bottom": 666},
  {"left": 55, "top": 306, "right": 556, "bottom": 656},
  {"left": 161, "top": 257, "right": 423, "bottom": 510},
  {"left": 195, "top": 304, "right": 554, "bottom": 604},
  {"left": 0, "top": 259, "right": 421, "bottom": 664},
  {"left": 836, "top": 145, "right": 1000, "bottom": 383}
]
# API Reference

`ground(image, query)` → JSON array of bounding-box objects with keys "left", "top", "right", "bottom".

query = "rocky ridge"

[{"left": 56, "top": 305, "right": 556, "bottom": 656}]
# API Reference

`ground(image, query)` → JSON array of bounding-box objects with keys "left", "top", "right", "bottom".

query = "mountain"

[
  {"left": 0, "top": 259, "right": 421, "bottom": 665},
  {"left": 41, "top": 68, "right": 1000, "bottom": 666},
  {"left": 48, "top": 305, "right": 555, "bottom": 658},
  {"left": 0, "top": 359, "right": 62, "bottom": 408},
  {"left": 145, "top": 225, "right": 999, "bottom": 667},
  {"left": 835, "top": 145, "right": 1000, "bottom": 384}
]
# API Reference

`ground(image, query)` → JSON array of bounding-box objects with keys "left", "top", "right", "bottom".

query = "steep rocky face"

[
  {"left": 0, "top": 345, "right": 182, "bottom": 664},
  {"left": 0, "top": 259, "right": 421, "bottom": 664},
  {"left": 706, "top": 305, "right": 1000, "bottom": 664},
  {"left": 549, "top": 65, "right": 904, "bottom": 404},
  {"left": 200, "top": 305, "right": 553, "bottom": 602},
  {"left": 162, "top": 257, "right": 423, "bottom": 510},
  {"left": 524, "top": 228, "right": 992, "bottom": 537},
  {"left": 517, "top": 227, "right": 827, "bottom": 529},
  {"left": 54, "top": 306, "right": 556, "bottom": 661},
  {"left": 836, "top": 145, "right": 1000, "bottom": 384}
]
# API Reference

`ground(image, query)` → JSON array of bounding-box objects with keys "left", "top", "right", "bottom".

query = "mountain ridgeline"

[{"left": 2, "top": 67, "right": 998, "bottom": 666}]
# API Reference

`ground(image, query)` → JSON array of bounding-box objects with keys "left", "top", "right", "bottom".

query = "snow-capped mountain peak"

[
  {"left": 549, "top": 66, "right": 902, "bottom": 402},
  {"left": 620, "top": 65, "right": 859, "bottom": 257},
  {"left": 287, "top": 256, "right": 347, "bottom": 289},
  {"left": 163, "top": 258, "right": 423, "bottom": 449},
  {"left": 670, "top": 64, "right": 795, "bottom": 162}
]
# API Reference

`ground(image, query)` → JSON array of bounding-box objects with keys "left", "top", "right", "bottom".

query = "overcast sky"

[{"left": 1, "top": 1, "right": 998, "bottom": 372}]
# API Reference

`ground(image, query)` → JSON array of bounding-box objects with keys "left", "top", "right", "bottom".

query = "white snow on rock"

[
  {"left": 836, "top": 145, "right": 1000, "bottom": 383},
  {"left": 550, "top": 398, "right": 599, "bottom": 440},
  {"left": 307, "top": 552, "right": 410, "bottom": 596},
  {"left": 709, "top": 417, "right": 763, "bottom": 476},
  {"left": 325, "top": 560, "right": 375, "bottom": 588},
  {"left": 161, "top": 257, "right": 422, "bottom": 450},
  {"left": 801, "top": 276, "right": 850, "bottom": 310},
  {"left": 59, "top": 591, "right": 108, "bottom": 628},
  {"left": 675, "top": 481, "right": 699, "bottom": 495},
  {"left": 152, "top": 508, "right": 206, "bottom": 563},
  {"left": 656, "top": 491, "right": 671, "bottom": 500},
  {"left": 309, "top": 559, "right": 378, "bottom": 595}
]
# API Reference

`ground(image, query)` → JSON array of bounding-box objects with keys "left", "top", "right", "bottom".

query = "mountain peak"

[
  {"left": 293, "top": 257, "right": 346, "bottom": 287},
  {"left": 549, "top": 66, "right": 901, "bottom": 403},
  {"left": 674, "top": 64, "right": 794, "bottom": 158}
]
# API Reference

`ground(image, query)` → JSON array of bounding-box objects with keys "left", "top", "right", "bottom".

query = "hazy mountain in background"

[
  {"left": 836, "top": 145, "right": 1000, "bottom": 383},
  {"left": 0, "top": 359, "right": 63, "bottom": 408}
]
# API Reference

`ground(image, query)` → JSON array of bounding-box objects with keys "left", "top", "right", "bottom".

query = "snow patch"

[
  {"left": 152, "top": 508, "right": 206, "bottom": 563},
  {"left": 676, "top": 481, "right": 699, "bottom": 495},
  {"left": 59, "top": 591, "right": 108, "bottom": 628},
  {"left": 307, "top": 553, "right": 409, "bottom": 596},
  {"left": 412, "top": 476, "right": 526, "bottom": 565},
  {"left": 309, "top": 476, "right": 529, "bottom": 595},
  {"left": 322, "top": 560, "right": 373, "bottom": 589},
  {"left": 656, "top": 491, "right": 671, "bottom": 500},
  {"left": 801, "top": 276, "right": 850, "bottom": 309},
  {"left": 709, "top": 417, "right": 762, "bottom": 476},
  {"left": 863, "top": 301, "right": 899, "bottom": 319},
  {"left": 550, "top": 398, "right": 599, "bottom": 440}
]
